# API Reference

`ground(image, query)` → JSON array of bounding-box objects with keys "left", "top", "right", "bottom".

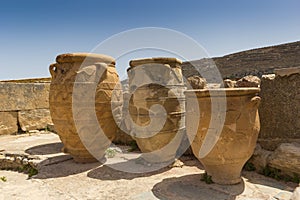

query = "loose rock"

[
  {"left": 291, "top": 187, "right": 300, "bottom": 200},
  {"left": 187, "top": 75, "right": 207, "bottom": 89},
  {"left": 249, "top": 144, "right": 272, "bottom": 172},
  {"left": 236, "top": 75, "right": 260, "bottom": 87},
  {"left": 18, "top": 109, "right": 53, "bottom": 132},
  {"left": 223, "top": 79, "right": 236, "bottom": 88},
  {"left": 268, "top": 143, "right": 300, "bottom": 177},
  {"left": 0, "top": 112, "right": 18, "bottom": 135}
]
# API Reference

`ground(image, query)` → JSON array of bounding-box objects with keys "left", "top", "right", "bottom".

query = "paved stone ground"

[{"left": 0, "top": 132, "right": 298, "bottom": 200}]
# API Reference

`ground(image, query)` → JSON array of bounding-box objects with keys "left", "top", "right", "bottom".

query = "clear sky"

[{"left": 1, "top": 0, "right": 300, "bottom": 80}]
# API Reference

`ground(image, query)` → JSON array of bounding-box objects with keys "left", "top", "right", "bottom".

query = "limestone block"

[
  {"left": 18, "top": 109, "right": 53, "bottom": 131},
  {"left": 291, "top": 187, "right": 300, "bottom": 200},
  {"left": 236, "top": 75, "right": 260, "bottom": 87},
  {"left": 223, "top": 79, "right": 236, "bottom": 88},
  {"left": 47, "top": 123, "right": 56, "bottom": 133},
  {"left": 0, "top": 112, "right": 18, "bottom": 135},
  {"left": 262, "top": 74, "right": 275, "bottom": 80},
  {"left": 187, "top": 75, "right": 207, "bottom": 89},
  {"left": 275, "top": 67, "right": 300, "bottom": 77},
  {"left": 268, "top": 143, "right": 300, "bottom": 176},
  {"left": 0, "top": 82, "right": 50, "bottom": 111},
  {"left": 259, "top": 73, "right": 300, "bottom": 150},
  {"left": 258, "top": 138, "right": 300, "bottom": 152},
  {"left": 249, "top": 144, "right": 272, "bottom": 172}
]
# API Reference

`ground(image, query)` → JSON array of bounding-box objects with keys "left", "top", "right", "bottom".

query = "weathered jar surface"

[
  {"left": 186, "top": 88, "right": 261, "bottom": 184},
  {"left": 127, "top": 57, "right": 186, "bottom": 163},
  {"left": 49, "top": 53, "right": 122, "bottom": 163}
]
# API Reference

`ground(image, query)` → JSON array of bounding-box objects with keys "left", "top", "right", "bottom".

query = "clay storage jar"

[
  {"left": 127, "top": 57, "right": 186, "bottom": 163},
  {"left": 185, "top": 88, "right": 261, "bottom": 184},
  {"left": 49, "top": 53, "right": 123, "bottom": 163}
]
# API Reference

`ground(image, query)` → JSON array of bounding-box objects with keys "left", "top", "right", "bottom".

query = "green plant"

[
  {"left": 201, "top": 172, "right": 213, "bottom": 184},
  {"left": 292, "top": 173, "right": 300, "bottom": 184},
  {"left": 17, "top": 164, "right": 38, "bottom": 178},
  {"left": 261, "top": 166, "right": 300, "bottom": 183},
  {"left": 243, "top": 161, "right": 256, "bottom": 171},
  {"left": 25, "top": 130, "right": 31, "bottom": 135},
  {"left": 45, "top": 125, "right": 50, "bottom": 132},
  {"left": 105, "top": 148, "right": 117, "bottom": 158},
  {"left": 0, "top": 176, "right": 7, "bottom": 182},
  {"left": 128, "top": 141, "right": 139, "bottom": 152},
  {"left": 284, "top": 173, "right": 300, "bottom": 184},
  {"left": 28, "top": 167, "right": 38, "bottom": 178},
  {"left": 262, "top": 166, "right": 281, "bottom": 180},
  {"left": 1, "top": 164, "right": 38, "bottom": 179}
]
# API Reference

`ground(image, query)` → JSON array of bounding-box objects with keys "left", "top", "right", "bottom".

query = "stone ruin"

[
  {"left": 0, "top": 78, "right": 53, "bottom": 135},
  {"left": 251, "top": 67, "right": 300, "bottom": 178},
  {"left": 0, "top": 65, "right": 299, "bottom": 183}
]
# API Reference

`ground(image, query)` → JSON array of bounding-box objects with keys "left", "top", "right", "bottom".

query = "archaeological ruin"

[{"left": 1, "top": 41, "right": 299, "bottom": 199}]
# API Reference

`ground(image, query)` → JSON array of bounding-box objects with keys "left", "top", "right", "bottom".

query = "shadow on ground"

[
  {"left": 25, "top": 142, "right": 63, "bottom": 155},
  {"left": 25, "top": 142, "right": 102, "bottom": 179},
  {"left": 242, "top": 171, "right": 298, "bottom": 192},
  {"left": 179, "top": 155, "right": 204, "bottom": 169},
  {"left": 152, "top": 173, "right": 245, "bottom": 200},
  {"left": 87, "top": 158, "right": 171, "bottom": 181},
  {"left": 34, "top": 156, "right": 102, "bottom": 179}
]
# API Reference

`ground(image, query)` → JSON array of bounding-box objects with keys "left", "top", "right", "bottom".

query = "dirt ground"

[{"left": 0, "top": 132, "right": 298, "bottom": 200}]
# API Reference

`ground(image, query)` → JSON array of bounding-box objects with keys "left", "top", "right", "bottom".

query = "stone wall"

[
  {"left": 258, "top": 67, "right": 300, "bottom": 150},
  {"left": 0, "top": 78, "right": 52, "bottom": 135},
  {"left": 2, "top": 68, "right": 298, "bottom": 143},
  {"left": 247, "top": 67, "right": 300, "bottom": 178}
]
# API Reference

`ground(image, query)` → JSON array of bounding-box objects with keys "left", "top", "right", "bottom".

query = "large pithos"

[
  {"left": 185, "top": 88, "right": 261, "bottom": 184},
  {"left": 49, "top": 53, "right": 122, "bottom": 163},
  {"left": 127, "top": 57, "right": 186, "bottom": 163}
]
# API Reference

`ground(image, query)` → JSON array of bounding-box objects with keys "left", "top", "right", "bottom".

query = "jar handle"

[
  {"left": 49, "top": 63, "right": 57, "bottom": 79},
  {"left": 249, "top": 96, "right": 261, "bottom": 109}
]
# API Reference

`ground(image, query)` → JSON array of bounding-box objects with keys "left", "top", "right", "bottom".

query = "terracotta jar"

[
  {"left": 185, "top": 88, "right": 261, "bottom": 184},
  {"left": 126, "top": 57, "right": 186, "bottom": 163},
  {"left": 49, "top": 53, "right": 122, "bottom": 163}
]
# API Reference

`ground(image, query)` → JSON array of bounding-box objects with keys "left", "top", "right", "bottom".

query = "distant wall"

[
  {"left": 1, "top": 68, "right": 299, "bottom": 152},
  {"left": 0, "top": 79, "right": 52, "bottom": 135},
  {"left": 258, "top": 67, "right": 300, "bottom": 150}
]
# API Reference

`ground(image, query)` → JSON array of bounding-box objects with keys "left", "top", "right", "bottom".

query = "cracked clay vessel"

[
  {"left": 127, "top": 58, "right": 186, "bottom": 163},
  {"left": 49, "top": 53, "right": 122, "bottom": 163},
  {"left": 185, "top": 88, "right": 261, "bottom": 184}
]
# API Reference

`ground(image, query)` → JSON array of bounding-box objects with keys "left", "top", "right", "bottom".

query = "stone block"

[
  {"left": 0, "top": 112, "right": 18, "bottom": 135},
  {"left": 259, "top": 73, "right": 300, "bottom": 150},
  {"left": 291, "top": 187, "right": 300, "bottom": 200},
  {"left": 235, "top": 75, "right": 260, "bottom": 87},
  {"left": 268, "top": 143, "right": 300, "bottom": 177},
  {"left": 223, "top": 79, "right": 236, "bottom": 88},
  {"left": 274, "top": 67, "right": 300, "bottom": 77},
  {"left": 0, "top": 82, "right": 50, "bottom": 111},
  {"left": 249, "top": 144, "right": 272, "bottom": 172},
  {"left": 258, "top": 138, "right": 300, "bottom": 151},
  {"left": 47, "top": 123, "right": 57, "bottom": 133},
  {"left": 187, "top": 75, "right": 207, "bottom": 89},
  {"left": 18, "top": 109, "right": 53, "bottom": 131}
]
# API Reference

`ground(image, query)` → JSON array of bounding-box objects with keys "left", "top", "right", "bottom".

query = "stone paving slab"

[{"left": 0, "top": 132, "right": 298, "bottom": 200}]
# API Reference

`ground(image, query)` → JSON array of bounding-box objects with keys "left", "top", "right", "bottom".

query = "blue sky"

[{"left": 1, "top": 0, "right": 300, "bottom": 80}]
